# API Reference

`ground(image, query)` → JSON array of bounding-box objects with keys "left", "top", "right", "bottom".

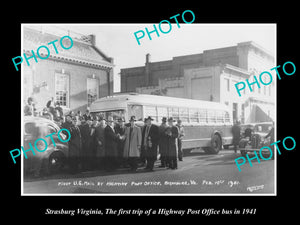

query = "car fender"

[{"left": 41, "top": 143, "right": 68, "bottom": 159}]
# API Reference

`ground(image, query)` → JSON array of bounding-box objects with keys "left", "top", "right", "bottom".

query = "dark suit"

[
  {"left": 79, "top": 123, "right": 91, "bottom": 170},
  {"left": 115, "top": 124, "right": 126, "bottom": 158},
  {"left": 62, "top": 122, "right": 81, "bottom": 174},
  {"left": 141, "top": 124, "right": 159, "bottom": 170},
  {"left": 166, "top": 126, "right": 179, "bottom": 169},
  {"left": 104, "top": 125, "right": 119, "bottom": 170}
]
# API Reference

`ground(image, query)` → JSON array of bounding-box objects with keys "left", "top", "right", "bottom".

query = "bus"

[{"left": 89, "top": 93, "right": 233, "bottom": 154}]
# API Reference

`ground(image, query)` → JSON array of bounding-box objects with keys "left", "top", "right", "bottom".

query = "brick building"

[
  {"left": 120, "top": 41, "right": 275, "bottom": 123},
  {"left": 23, "top": 26, "right": 114, "bottom": 114}
]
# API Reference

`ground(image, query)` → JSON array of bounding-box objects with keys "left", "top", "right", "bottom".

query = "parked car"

[
  {"left": 23, "top": 116, "right": 69, "bottom": 176},
  {"left": 238, "top": 122, "right": 273, "bottom": 158}
]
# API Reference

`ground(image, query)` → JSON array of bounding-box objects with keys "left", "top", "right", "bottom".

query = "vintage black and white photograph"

[{"left": 21, "top": 23, "right": 276, "bottom": 195}]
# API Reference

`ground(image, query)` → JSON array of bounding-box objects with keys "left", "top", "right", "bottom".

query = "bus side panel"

[{"left": 181, "top": 125, "right": 232, "bottom": 149}]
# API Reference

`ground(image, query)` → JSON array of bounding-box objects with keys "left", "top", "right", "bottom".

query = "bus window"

[
  {"left": 199, "top": 109, "right": 207, "bottom": 123},
  {"left": 216, "top": 110, "right": 225, "bottom": 124},
  {"left": 168, "top": 107, "right": 179, "bottom": 120},
  {"left": 106, "top": 110, "right": 125, "bottom": 121},
  {"left": 144, "top": 105, "right": 158, "bottom": 122},
  {"left": 157, "top": 107, "right": 168, "bottom": 122},
  {"left": 189, "top": 109, "right": 199, "bottom": 123},
  {"left": 128, "top": 105, "right": 143, "bottom": 121},
  {"left": 179, "top": 108, "right": 189, "bottom": 122},
  {"left": 225, "top": 111, "right": 231, "bottom": 123},
  {"left": 207, "top": 110, "right": 216, "bottom": 123}
]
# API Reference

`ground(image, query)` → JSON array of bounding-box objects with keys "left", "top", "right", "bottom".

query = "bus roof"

[{"left": 90, "top": 93, "right": 230, "bottom": 112}]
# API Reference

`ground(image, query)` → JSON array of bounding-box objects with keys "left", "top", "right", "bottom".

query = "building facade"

[
  {"left": 120, "top": 42, "right": 275, "bottom": 123},
  {"left": 23, "top": 26, "right": 114, "bottom": 114}
]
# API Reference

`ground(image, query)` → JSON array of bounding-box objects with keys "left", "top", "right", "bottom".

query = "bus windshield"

[
  {"left": 92, "top": 110, "right": 125, "bottom": 121},
  {"left": 128, "top": 105, "right": 143, "bottom": 121}
]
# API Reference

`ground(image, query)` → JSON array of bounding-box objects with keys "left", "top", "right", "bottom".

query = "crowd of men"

[
  {"left": 24, "top": 97, "right": 185, "bottom": 174},
  {"left": 61, "top": 114, "right": 185, "bottom": 174}
]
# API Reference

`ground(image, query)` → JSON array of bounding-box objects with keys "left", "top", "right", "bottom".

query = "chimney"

[
  {"left": 146, "top": 53, "right": 151, "bottom": 64},
  {"left": 88, "top": 34, "right": 96, "bottom": 46},
  {"left": 145, "top": 53, "right": 151, "bottom": 86}
]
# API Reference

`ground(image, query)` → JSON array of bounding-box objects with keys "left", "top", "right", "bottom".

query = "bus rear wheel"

[{"left": 209, "top": 134, "right": 222, "bottom": 154}]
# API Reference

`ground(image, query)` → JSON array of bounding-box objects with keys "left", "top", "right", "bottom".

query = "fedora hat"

[
  {"left": 145, "top": 116, "right": 154, "bottom": 121},
  {"left": 118, "top": 117, "right": 125, "bottom": 122},
  {"left": 168, "top": 117, "right": 176, "bottom": 122},
  {"left": 129, "top": 116, "right": 136, "bottom": 122}
]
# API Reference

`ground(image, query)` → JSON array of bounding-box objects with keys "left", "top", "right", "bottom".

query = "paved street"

[{"left": 23, "top": 149, "right": 275, "bottom": 195}]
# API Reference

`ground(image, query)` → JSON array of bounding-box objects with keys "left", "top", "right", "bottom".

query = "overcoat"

[
  {"left": 104, "top": 125, "right": 119, "bottom": 157},
  {"left": 95, "top": 125, "right": 106, "bottom": 157},
  {"left": 141, "top": 124, "right": 159, "bottom": 158},
  {"left": 123, "top": 125, "right": 142, "bottom": 158},
  {"left": 158, "top": 124, "right": 168, "bottom": 157},
  {"left": 79, "top": 123, "right": 91, "bottom": 157},
  {"left": 62, "top": 121, "right": 81, "bottom": 157},
  {"left": 166, "top": 126, "right": 179, "bottom": 157}
]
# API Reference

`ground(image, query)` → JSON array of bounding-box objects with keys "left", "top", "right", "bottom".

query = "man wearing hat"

[
  {"left": 115, "top": 117, "right": 127, "bottom": 166},
  {"left": 78, "top": 116, "right": 91, "bottom": 171},
  {"left": 140, "top": 118, "right": 148, "bottom": 166},
  {"left": 176, "top": 119, "right": 185, "bottom": 161},
  {"left": 123, "top": 116, "right": 142, "bottom": 172},
  {"left": 95, "top": 117, "right": 106, "bottom": 169},
  {"left": 158, "top": 117, "right": 169, "bottom": 168},
  {"left": 104, "top": 116, "right": 121, "bottom": 171},
  {"left": 62, "top": 114, "right": 82, "bottom": 174},
  {"left": 141, "top": 116, "right": 159, "bottom": 171},
  {"left": 165, "top": 117, "right": 179, "bottom": 169},
  {"left": 83, "top": 108, "right": 92, "bottom": 121},
  {"left": 24, "top": 97, "right": 36, "bottom": 116}
]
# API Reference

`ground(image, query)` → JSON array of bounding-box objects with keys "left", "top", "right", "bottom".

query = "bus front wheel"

[{"left": 210, "top": 134, "right": 222, "bottom": 154}]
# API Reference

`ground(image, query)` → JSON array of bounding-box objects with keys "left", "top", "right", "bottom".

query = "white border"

[{"left": 21, "top": 23, "right": 277, "bottom": 196}]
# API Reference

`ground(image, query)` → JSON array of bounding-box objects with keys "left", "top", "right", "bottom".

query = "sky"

[{"left": 33, "top": 24, "right": 276, "bottom": 92}]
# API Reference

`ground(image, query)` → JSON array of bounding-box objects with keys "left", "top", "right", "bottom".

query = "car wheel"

[
  {"left": 48, "top": 151, "right": 65, "bottom": 174},
  {"left": 209, "top": 134, "right": 222, "bottom": 154}
]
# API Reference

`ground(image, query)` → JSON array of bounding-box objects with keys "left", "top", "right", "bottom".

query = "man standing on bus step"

[
  {"left": 141, "top": 116, "right": 159, "bottom": 172},
  {"left": 176, "top": 119, "right": 185, "bottom": 161},
  {"left": 158, "top": 117, "right": 168, "bottom": 168},
  {"left": 166, "top": 117, "right": 179, "bottom": 169}
]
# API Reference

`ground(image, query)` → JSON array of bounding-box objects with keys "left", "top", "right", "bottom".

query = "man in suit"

[
  {"left": 166, "top": 117, "right": 179, "bottom": 169},
  {"left": 104, "top": 116, "right": 120, "bottom": 171},
  {"left": 141, "top": 116, "right": 159, "bottom": 171},
  {"left": 158, "top": 117, "right": 168, "bottom": 168},
  {"left": 95, "top": 117, "right": 106, "bottom": 170},
  {"left": 62, "top": 115, "right": 81, "bottom": 174},
  {"left": 123, "top": 116, "right": 142, "bottom": 172},
  {"left": 78, "top": 116, "right": 91, "bottom": 171},
  {"left": 115, "top": 118, "right": 126, "bottom": 167}
]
